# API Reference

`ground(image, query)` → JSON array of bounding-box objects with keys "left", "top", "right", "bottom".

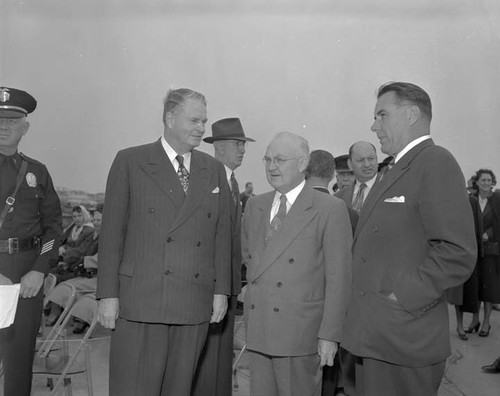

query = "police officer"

[{"left": 0, "top": 87, "right": 62, "bottom": 396}]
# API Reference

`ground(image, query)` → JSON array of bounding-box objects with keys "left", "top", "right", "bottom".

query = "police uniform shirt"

[{"left": 0, "top": 152, "right": 62, "bottom": 274}]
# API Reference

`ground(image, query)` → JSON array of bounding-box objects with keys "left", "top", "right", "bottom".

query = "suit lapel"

[
  {"left": 170, "top": 150, "right": 212, "bottom": 231},
  {"left": 354, "top": 139, "right": 434, "bottom": 241},
  {"left": 254, "top": 187, "right": 316, "bottom": 280},
  {"left": 141, "top": 140, "right": 185, "bottom": 208}
]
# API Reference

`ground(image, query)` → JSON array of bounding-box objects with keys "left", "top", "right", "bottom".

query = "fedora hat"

[{"left": 203, "top": 117, "right": 255, "bottom": 143}]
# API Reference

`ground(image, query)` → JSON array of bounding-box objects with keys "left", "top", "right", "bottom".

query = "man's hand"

[
  {"left": 97, "top": 298, "right": 119, "bottom": 329},
  {"left": 20, "top": 271, "right": 44, "bottom": 298},
  {"left": 210, "top": 294, "right": 228, "bottom": 323},
  {"left": 318, "top": 339, "right": 338, "bottom": 367},
  {"left": 0, "top": 273, "right": 13, "bottom": 285}
]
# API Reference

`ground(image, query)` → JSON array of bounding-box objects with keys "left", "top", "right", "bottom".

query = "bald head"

[{"left": 348, "top": 141, "right": 378, "bottom": 183}]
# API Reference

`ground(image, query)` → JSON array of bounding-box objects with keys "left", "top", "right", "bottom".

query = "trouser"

[
  {"left": 0, "top": 251, "right": 42, "bottom": 396},
  {"left": 248, "top": 349, "right": 322, "bottom": 396},
  {"left": 192, "top": 296, "right": 236, "bottom": 396},
  {"left": 109, "top": 318, "right": 209, "bottom": 396}
]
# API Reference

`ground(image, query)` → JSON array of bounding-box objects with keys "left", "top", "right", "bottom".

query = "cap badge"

[
  {"left": 26, "top": 172, "right": 37, "bottom": 187},
  {"left": 0, "top": 88, "right": 10, "bottom": 103}
]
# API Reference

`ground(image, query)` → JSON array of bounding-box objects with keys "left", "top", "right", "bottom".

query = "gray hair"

[
  {"left": 272, "top": 131, "right": 310, "bottom": 157},
  {"left": 162, "top": 88, "right": 206, "bottom": 124}
]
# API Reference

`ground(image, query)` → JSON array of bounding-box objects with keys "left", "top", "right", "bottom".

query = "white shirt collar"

[
  {"left": 353, "top": 174, "right": 377, "bottom": 195},
  {"left": 161, "top": 136, "right": 191, "bottom": 172},
  {"left": 394, "top": 135, "right": 431, "bottom": 164},
  {"left": 223, "top": 164, "right": 233, "bottom": 187},
  {"left": 271, "top": 179, "right": 306, "bottom": 219}
]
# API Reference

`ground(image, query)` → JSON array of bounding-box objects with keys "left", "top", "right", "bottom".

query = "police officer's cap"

[
  {"left": 334, "top": 154, "right": 350, "bottom": 171},
  {"left": 0, "top": 87, "right": 37, "bottom": 118}
]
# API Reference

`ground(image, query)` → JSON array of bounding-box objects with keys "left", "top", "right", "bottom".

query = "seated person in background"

[
  {"left": 53, "top": 205, "right": 94, "bottom": 282},
  {"left": 45, "top": 207, "right": 97, "bottom": 326}
]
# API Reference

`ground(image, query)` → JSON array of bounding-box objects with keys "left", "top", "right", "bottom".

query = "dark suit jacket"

[
  {"left": 342, "top": 139, "right": 477, "bottom": 367},
  {"left": 97, "top": 140, "right": 232, "bottom": 325},
  {"left": 242, "top": 186, "right": 352, "bottom": 356}
]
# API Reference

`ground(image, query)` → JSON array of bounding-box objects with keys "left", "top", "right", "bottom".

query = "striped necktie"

[{"left": 352, "top": 183, "right": 367, "bottom": 212}]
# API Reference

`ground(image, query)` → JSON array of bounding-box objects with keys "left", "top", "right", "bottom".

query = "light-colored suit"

[
  {"left": 97, "top": 139, "right": 231, "bottom": 394},
  {"left": 341, "top": 139, "right": 477, "bottom": 393},
  {"left": 242, "top": 185, "right": 352, "bottom": 394}
]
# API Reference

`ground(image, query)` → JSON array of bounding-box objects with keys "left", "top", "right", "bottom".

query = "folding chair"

[
  {"left": 39, "top": 273, "right": 58, "bottom": 336},
  {"left": 37, "top": 283, "right": 77, "bottom": 358},
  {"left": 33, "top": 294, "right": 99, "bottom": 396}
]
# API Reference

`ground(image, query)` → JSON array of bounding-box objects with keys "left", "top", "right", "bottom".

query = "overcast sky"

[{"left": 2, "top": 0, "right": 499, "bottom": 193}]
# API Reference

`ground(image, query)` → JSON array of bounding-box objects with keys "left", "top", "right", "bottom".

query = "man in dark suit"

[
  {"left": 192, "top": 117, "right": 254, "bottom": 396},
  {"left": 341, "top": 82, "right": 477, "bottom": 395},
  {"left": 242, "top": 132, "right": 352, "bottom": 396},
  {"left": 335, "top": 141, "right": 380, "bottom": 215},
  {"left": 96, "top": 88, "right": 232, "bottom": 396},
  {"left": 332, "top": 154, "right": 355, "bottom": 193}
]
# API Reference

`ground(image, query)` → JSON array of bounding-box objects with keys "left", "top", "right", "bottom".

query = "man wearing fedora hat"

[
  {"left": 192, "top": 117, "right": 255, "bottom": 396},
  {"left": 0, "top": 87, "right": 62, "bottom": 396}
]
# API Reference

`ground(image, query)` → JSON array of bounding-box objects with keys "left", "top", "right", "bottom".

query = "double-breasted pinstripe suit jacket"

[{"left": 96, "top": 139, "right": 232, "bottom": 325}]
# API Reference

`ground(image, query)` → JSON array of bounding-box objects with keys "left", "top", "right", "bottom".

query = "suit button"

[
  {"left": 288, "top": 258, "right": 294, "bottom": 264},
  {"left": 207, "top": 213, "right": 212, "bottom": 218},
  {"left": 372, "top": 226, "right": 378, "bottom": 233},
  {"left": 250, "top": 304, "right": 255, "bottom": 309},
  {"left": 148, "top": 207, "right": 155, "bottom": 213},
  {"left": 360, "top": 291, "right": 365, "bottom": 296},
  {"left": 194, "top": 273, "right": 200, "bottom": 278},
  {"left": 361, "top": 257, "right": 367, "bottom": 263},
  {"left": 164, "top": 270, "right": 171, "bottom": 275},
  {"left": 273, "top": 307, "right": 279, "bottom": 312},
  {"left": 197, "top": 241, "right": 201, "bottom": 247},
  {"left": 167, "top": 237, "right": 172, "bottom": 243},
  {"left": 276, "top": 282, "right": 282, "bottom": 287},
  {"left": 251, "top": 280, "right": 257, "bottom": 285}
]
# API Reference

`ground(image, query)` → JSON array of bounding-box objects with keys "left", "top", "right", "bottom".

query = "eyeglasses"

[{"left": 262, "top": 156, "right": 298, "bottom": 167}]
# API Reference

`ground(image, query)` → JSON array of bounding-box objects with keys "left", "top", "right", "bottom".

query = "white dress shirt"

[
  {"left": 351, "top": 175, "right": 377, "bottom": 206},
  {"left": 269, "top": 180, "right": 306, "bottom": 221},
  {"left": 161, "top": 136, "right": 192, "bottom": 173}
]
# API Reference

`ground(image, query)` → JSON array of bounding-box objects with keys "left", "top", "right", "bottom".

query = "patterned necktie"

[
  {"left": 266, "top": 194, "right": 287, "bottom": 242},
  {"left": 176, "top": 155, "right": 189, "bottom": 194},
  {"left": 230, "top": 172, "right": 239, "bottom": 205},
  {"left": 352, "top": 183, "right": 367, "bottom": 213}
]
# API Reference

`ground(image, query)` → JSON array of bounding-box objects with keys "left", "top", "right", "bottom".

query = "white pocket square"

[
  {"left": 384, "top": 195, "right": 405, "bottom": 203},
  {"left": 212, "top": 187, "right": 220, "bottom": 193}
]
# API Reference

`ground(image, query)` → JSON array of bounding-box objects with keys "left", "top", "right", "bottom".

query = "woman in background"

[{"left": 465, "top": 169, "right": 500, "bottom": 337}]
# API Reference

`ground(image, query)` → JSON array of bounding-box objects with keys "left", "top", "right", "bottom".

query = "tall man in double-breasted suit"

[
  {"left": 242, "top": 132, "right": 352, "bottom": 396},
  {"left": 192, "top": 117, "right": 255, "bottom": 396},
  {"left": 341, "top": 82, "right": 477, "bottom": 396},
  {"left": 96, "top": 88, "right": 232, "bottom": 396}
]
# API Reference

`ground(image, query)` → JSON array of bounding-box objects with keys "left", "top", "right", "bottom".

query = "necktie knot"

[
  {"left": 266, "top": 194, "right": 288, "bottom": 243},
  {"left": 176, "top": 155, "right": 184, "bottom": 166}
]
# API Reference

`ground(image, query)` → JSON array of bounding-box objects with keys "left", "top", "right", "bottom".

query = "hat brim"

[
  {"left": 0, "top": 109, "right": 27, "bottom": 118},
  {"left": 203, "top": 136, "right": 256, "bottom": 143}
]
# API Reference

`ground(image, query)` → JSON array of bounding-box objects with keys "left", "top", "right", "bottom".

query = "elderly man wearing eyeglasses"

[{"left": 241, "top": 131, "right": 352, "bottom": 396}]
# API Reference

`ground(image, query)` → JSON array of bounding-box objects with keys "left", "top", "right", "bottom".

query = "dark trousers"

[
  {"left": 0, "top": 293, "right": 43, "bottom": 396},
  {"left": 109, "top": 318, "right": 209, "bottom": 396},
  {"left": 341, "top": 354, "right": 446, "bottom": 396},
  {"left": 0, "top": 251, "right": 43, "bottom": 396},
  {"left": 192, "top": 296, "right": 236, "bottom": 396}
]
